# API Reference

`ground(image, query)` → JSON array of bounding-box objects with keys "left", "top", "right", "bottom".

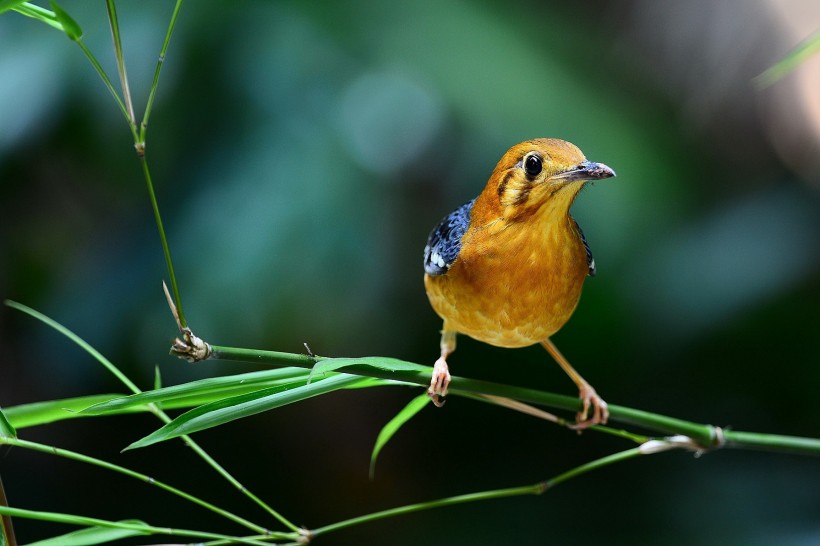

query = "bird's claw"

[
  {"left": 428, "top": 357, "right": 451, "bottom": 407},
  {"left": 570, "top": 385, "right": 609, "bottom": 430}
]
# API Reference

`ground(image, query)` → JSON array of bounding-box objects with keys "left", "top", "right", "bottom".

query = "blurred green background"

[{"left": 1, "top": 1, "right": 819, "bottom": 544}]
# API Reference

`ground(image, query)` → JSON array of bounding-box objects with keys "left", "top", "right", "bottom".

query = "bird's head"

[{"left": 484, "top": 138, "right": 615, "bottom": 221}]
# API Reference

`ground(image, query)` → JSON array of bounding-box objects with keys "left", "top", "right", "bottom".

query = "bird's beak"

[{"left": 552, "top": 161, "right": 616, "bottom": 182}]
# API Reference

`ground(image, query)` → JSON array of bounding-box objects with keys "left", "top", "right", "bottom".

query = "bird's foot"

[
  {"left": 571, "top": 385, "right": 609, "bottom": 430},
  {"left": 427, "top": 357, "right": 451, "bottom": 407}
]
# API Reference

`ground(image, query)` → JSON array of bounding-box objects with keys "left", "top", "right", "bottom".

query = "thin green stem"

[
  {"left": 100, "top": 0, "right": 184, "bottom": 324},
  {"left": 312, "top": 484, "right": 542, "bottom": 537},
  {"left": 544, "top": 447, "right": 643, "bottom": 489},
  {"left": 577, "top": 424, "right": 649, "bottom": 445},
  {"left": 312, "top": 447, "right": 646, "bottom": 537},
  {"left": 212, "top": 346, "right": 316, "bottom": 368},
  {"left": 106, "top": 0, "right": 187, "bottom": 327},
  {"left": 105, "top": 0, "right": 135, "bottom": 126},
  {"left": 141, "top": 0, "right": 185, "bottom": 145},
  {"left": 100, "top": 0, "right": 186, "bottom": 324},
  {"left": 0, "top": 437, "right": 281, "bottom": 538},
  {"left": 140, "top": 159, "right": 186, "bottom": 327},
  {"left": 73, "top": 40, "right": 133, "bottom": 134},
  {"left": 181, "top": 438, "right": 302, "bottom": 534},
  {"left": 722, "top": 430, "right": 820, "bottom": 456},
  {"left": 201, "top": 537, "right": 292, "bottom": 546},
  {"left": 0, "top": 506, "right": 274, "bottom": 546}
]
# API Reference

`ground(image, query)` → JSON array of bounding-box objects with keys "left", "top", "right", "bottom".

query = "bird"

[{"left": 423, "top": 138, "right": 615, "bottom": 428}]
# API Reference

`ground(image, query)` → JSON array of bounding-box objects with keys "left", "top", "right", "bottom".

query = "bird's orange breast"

[{"left": 424, "top": 211, "right": 589, "bottom": 348}]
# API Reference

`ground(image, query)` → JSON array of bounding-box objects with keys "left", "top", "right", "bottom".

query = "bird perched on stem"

[{"left": 423, "top": 138, "right": 615, "bottom": 428}]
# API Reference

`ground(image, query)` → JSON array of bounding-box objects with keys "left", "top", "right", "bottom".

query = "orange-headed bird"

[{"left": 423, "top": 138, "right": 615, "bottom": 428}]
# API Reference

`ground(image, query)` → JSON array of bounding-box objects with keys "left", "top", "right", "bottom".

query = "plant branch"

[
  {"left": 142, "top": 162, "right": 186, "bottom": 328},
  {"left": 204, "top": 344, "right": 820, "bottom": 456},
  {"left": 140, "top": 0, "right": 185, "bottom": 148},
  {"left": 98, "top": 1, "right": 185, "bottom": 321},
  {"left": 311, "top": 446, "right": 648, "bottom": 538},
  {"left": 101, "top": 0, "right": 186, "bottom": 324}
]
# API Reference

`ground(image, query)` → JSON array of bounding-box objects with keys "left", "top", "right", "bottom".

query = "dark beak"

[{"left": 553, "top": 160, "right": 616, "bottom": 182}]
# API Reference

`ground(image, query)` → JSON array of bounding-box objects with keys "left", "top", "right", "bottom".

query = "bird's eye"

[{"left": 524, "top": 154, "right": 542, "bottom": 177}]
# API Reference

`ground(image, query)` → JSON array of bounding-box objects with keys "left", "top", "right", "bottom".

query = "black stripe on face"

[
  {"left": 498, "top": 168, "right": 536, "bottom": 207},
  {"left": 497, "top": 170, "right": 515, "bottom": 200}
]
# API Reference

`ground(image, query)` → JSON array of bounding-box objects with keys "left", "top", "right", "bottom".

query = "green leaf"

[
  {"left": 0, "top": 0, "right": 28, "bottom": 15},
  {"left": 755, "top": 30, "right": 820, "bottom": 88},
  {"left": 8, "top": 3, "right": 63, "bottom": 32},
  {"left": 27, "top": 520, "right": 149, "bottom": 546},
  {"left": 342, "top": 377, "right": 409, "bottom": 390},
  {"left": 0, "top": 408, "right": 15, "bottom": 439},
  {"left": 4, "top": 395, "right": 139, "bottom": 430},
  {"left": 48, "top": 0, "right": 81, "bottom": 40},
  {"left": 83, "top": 368, "right": 312, "bottom": 415},
  {"left": 0, "top": 506, "right": 271, "bottom": 546},
  {"left": 370, "top": 394, "right": 429, "bottom": 479},
  {"left": 309, "top": 356, "right": 429, "bottom": 383},
  {"left": 126, "top": 373, "right": 365, "bottom": 450}
]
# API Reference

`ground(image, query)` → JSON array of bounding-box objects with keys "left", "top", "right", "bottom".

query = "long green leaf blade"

[
  {"left": 370, "top": 394, "right": 429, "bottom": 479},
  {"left": 5, "top": 395, "right": 140, "bottom": 430},
  {"left": 755, "top": 30, "right": 820, "bottom": 87},
  {"left": 27, "top": 520, "right": 149, "bottom": 546},
  {"left": 48, "top": 0, "right": 81, "bottom": 40},
  {"left": 0, "top": 408, "right": 15, "bottom": 439},
  {"left": 0, "top": 506, "right": 270, "bottom": 546},
  {"left": 309, "top": 356, "right": 429, "bottom": 383},
  {"left": 127, "top": 374, "right": 365, "bottom": 450},
  {"left": 0, "top": 0, "right": 28, "bottom": 14},
  {"left": 83, "top": 368, "right": 311, "bottom": 414},
  {"left": 10, "top": 3, "right": 63, "bottom": 31}
]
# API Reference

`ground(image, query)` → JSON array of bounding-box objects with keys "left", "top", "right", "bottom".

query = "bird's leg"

[
  {"left": 428, "top": 329, "right": 456, "bottom": 407},
  {"left": 541, "top": 338, "right": 608, "bottom": 429}
]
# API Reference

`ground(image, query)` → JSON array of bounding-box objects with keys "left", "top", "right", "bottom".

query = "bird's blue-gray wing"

[
  {"left": 573, "top": 219, "right": 596, "bottom": 276},
  {"left": 423, "top": 199, "right": 475, "bottom": 276}
]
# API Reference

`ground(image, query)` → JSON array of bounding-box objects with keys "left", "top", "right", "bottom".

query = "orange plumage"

[{"left": 423, "top": 138, "right": 615, "bottom": 427}]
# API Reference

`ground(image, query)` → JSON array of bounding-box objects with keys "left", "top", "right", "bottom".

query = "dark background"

[{"left": 2, "top": 1, "right": 819, "bottom": 544}]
